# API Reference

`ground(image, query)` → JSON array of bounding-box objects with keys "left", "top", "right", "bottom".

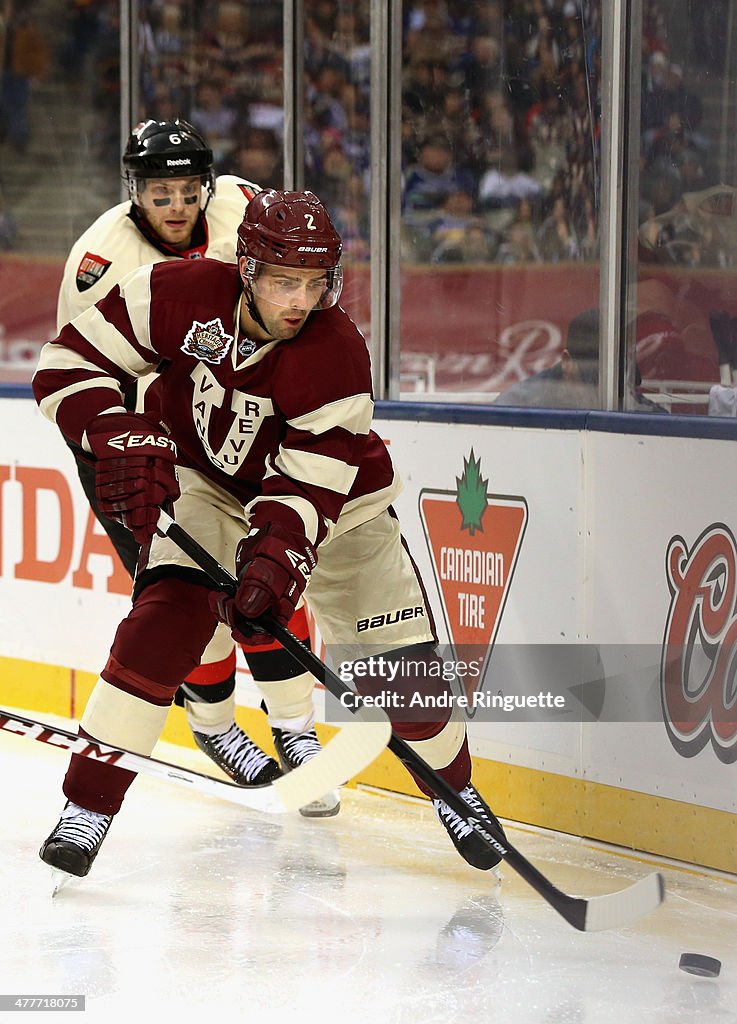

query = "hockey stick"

[
  {"left": 0, "top": 705, "right": 389, "bottom": 815},
  {"left": 158, "top": 511, "right": 665, "bottom": 932}
]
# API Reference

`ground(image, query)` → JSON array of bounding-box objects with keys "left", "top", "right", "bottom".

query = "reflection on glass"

[
  {"left": 631, "top": 0, "right": 737, "bottom": 416},
  {"left": 494, "top": 308, "right": 664, "bottom": 412},
  {"left": 399, "top": 0, "right": 603, "bottom": 406}
]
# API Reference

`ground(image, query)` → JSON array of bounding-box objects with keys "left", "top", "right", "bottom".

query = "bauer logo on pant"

[{"left": 419, "top": 450, "right": 528, "bottom": 712}]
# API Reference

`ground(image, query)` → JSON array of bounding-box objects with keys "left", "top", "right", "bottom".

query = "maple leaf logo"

[
  {"left": 419, "top": 451, "right": 528, "bottom": 712},
  {"left": 456, "top": 449, "right": 488, "bottom": 535}
]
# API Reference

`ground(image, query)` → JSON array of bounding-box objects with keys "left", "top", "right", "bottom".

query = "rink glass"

[{"left": 0, "top": 0, "right": 734, "bottom": 415}]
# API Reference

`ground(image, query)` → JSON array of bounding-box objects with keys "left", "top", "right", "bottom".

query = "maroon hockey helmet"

[
  {"left": 238, "top": 190, "right": 343, "bottom": 311},
  {"left": 237, "top": 189, "right": 343, "bottom": 268}
]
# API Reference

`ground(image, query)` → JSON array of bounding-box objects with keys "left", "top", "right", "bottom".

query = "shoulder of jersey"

[
  {"left": 212, "top": 175, "right": 262, "bottom": 205},
  {"left": 69, "top": 201, "right": 138, "bottom": 252},
  {"left": 294, "top": 305, "right": 367, "bottom": 357},
  {"left": 150, "top": 256, "right": 240, "bottom": 297},
  {"left": 65, "top": 201, "right": 146, "bottom": 292},
  {"left": 204, "top": 177, "right": 262, "bottom": 260}
]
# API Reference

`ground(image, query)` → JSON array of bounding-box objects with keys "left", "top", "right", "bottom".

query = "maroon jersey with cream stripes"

[{"left": 33, "top": 258, "right": 397, "bottom": 544}]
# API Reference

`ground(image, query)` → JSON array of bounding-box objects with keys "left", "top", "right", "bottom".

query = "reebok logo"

[
  {"left": 166, "top": 158, "right": 191, "bottom": 166},
  {"left": 107, "top": 431, "right": 177, "bottom": 455}
]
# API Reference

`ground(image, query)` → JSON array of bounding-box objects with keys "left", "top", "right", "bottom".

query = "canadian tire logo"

[
  {"left": 419, "top": 450, "right": 527, "bottom": 714},
  {"left": 662, "top": 524, "right": 737, "bottom": 762}
]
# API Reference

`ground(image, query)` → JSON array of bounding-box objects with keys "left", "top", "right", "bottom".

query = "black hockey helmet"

[{"left": 123, "top": 119, "right": 215, "bottom": 206}]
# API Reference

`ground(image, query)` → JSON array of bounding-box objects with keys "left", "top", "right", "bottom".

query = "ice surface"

[{"left": 1, "top": 719, "right": 735, "bottom": 1024}]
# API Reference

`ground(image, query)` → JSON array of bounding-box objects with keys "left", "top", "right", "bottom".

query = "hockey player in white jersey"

[
  {"left": 55, "top": 119, "right": 338, "bottom": 816},
  {"left": 57, "top": 121, "right": 259, "bottom": 326}
]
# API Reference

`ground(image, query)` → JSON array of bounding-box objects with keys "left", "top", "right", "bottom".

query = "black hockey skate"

[
  {"left": 39, "top": 801, "right": 113, "bottom": 878},
  {"left": 272, "top": 722, "right": 341, "bottom": 818},
  {"left": 433, "top": 783, "right": 506, "bottom": 871},
  {"left": 193, "top": 723, "right": 283, "bottom": 786}
]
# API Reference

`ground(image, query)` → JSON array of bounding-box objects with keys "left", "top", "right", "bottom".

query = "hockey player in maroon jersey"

[
  {"left": 57, "top": 119, "right": 336, "bottom": 814},
  {"left": 33, "top": 188, "right": 506, "bottom": 877}
]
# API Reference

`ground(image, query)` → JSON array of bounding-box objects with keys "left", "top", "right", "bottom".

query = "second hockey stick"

[
  {"left": 0, "top": 704, "right": 389, "bottom": 815},
  {"left": 158, "top": 511, "right": 665, "bottom": 933}
]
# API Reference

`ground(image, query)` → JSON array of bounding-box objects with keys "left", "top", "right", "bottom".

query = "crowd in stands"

[
  {"left": 399, "top": 0, "right": 602, "bottom": 265},
  {"left": 637, "top": 6, "right": 735, "bottom": 269},
  {"left": 4, "top": 0, "right": 722, "bottom": 270},
  {"left": 124, "top": 0, "right": 607, "bottom": 266}
]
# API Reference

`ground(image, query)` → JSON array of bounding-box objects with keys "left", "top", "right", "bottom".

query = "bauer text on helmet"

[{"left": 237, "top": 190, "right": 344, "bottom": 310}]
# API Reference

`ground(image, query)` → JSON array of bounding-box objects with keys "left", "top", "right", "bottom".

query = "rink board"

[{"left": 0, "top": 396, "right": 736, "bottom": 872}]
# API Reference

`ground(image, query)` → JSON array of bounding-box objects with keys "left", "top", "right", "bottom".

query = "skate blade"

[
  {"left": 299, "top": 790, "right": 341, "bottom": 818},
  {"left": 50, "top": 867, "right": 80, "bottom": 897}
]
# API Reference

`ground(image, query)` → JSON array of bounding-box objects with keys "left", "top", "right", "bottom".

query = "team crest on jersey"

[
  {"left": 75, "top": 252, "right": 112, "bottom": 292},
  {"left": 181, "top": 318, "right": 233, "bottom": 364}
]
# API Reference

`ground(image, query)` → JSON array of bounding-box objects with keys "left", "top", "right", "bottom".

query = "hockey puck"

[{"left": 678, "top": 953, "right": 721, "bottom": 978}]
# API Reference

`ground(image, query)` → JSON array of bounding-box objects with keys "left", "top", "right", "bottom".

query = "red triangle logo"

[{"left": 419, "top": 450, "right": 527, "bottom": 714}]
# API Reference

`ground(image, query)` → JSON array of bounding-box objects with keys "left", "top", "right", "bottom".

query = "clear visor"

[
  {"left": 130, "top": 176, "right": 205, "bottom": 209},
  {"left": 245, "top": 258, "right": 343, "bottom": 311}
]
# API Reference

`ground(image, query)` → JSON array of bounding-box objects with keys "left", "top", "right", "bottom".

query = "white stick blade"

[
  {"left": 273, "top": 707, "right": 391, "bottom": 813},
  {"left": 584, "top": 871, "right": 665, "bottom": 932}
]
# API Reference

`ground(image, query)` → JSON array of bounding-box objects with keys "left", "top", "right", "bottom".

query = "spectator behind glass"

[
  {"left": 428, "top": 189, "right": 476, "bottom": 251},
  {"left": 0, "top": 182, "right": 17, "bottom": 248},
  {"left": 0, "top": 1, "right": 50, "bottom": 154},
  {"left": 228, "top": 127, "right": 283, "bottom": 190},
  {"left": 474, "top": 90, "right": 517, "bottom": 170},
  {"left": 151, "top": 3, "right": 185, "bottom": 58},
  {"left": 432, "top": 219, "right": 497, "bottom": 264},
  {"left": 330, "top": 173, "right": 370, "bottom": 262},
  {"left": 639, "top": 182, "right": 737, "bottom": 269},
  {"left": 478, "top": 150, "right": 542, "bottom": 210},
  {"left": 457, "top": 35, "right": 502, "bottom": 109},
  {"left": 497, "top": 197, "right": 541, "bottom": 263},
  {"left": 495, "top": 309, "right": 666, "bottom": 411},
  {"left": 402, "top": 133, "right": 475, "bottom": 214},
  {"left": 189, "top": 81, "right": 238, "bottom": 170},
  {"left": 537, "top": 195, "right": 579, "bottom": 262},
  {"left": 402, "top": 58, "right": 451, "bottom": 123}
]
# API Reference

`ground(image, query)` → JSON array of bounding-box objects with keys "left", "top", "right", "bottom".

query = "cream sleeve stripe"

[
  {"left": 246, "top": 486, "right": 321, "bottom": 544},
  {"left": 285, "top": 393, "right": 373, "bottom": 436},
  {"left": 273, "top": 447, "right": 360, "bottom": 497},
  {"left": 118, "top": 264, "right": 157, "bottom": 358}
]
